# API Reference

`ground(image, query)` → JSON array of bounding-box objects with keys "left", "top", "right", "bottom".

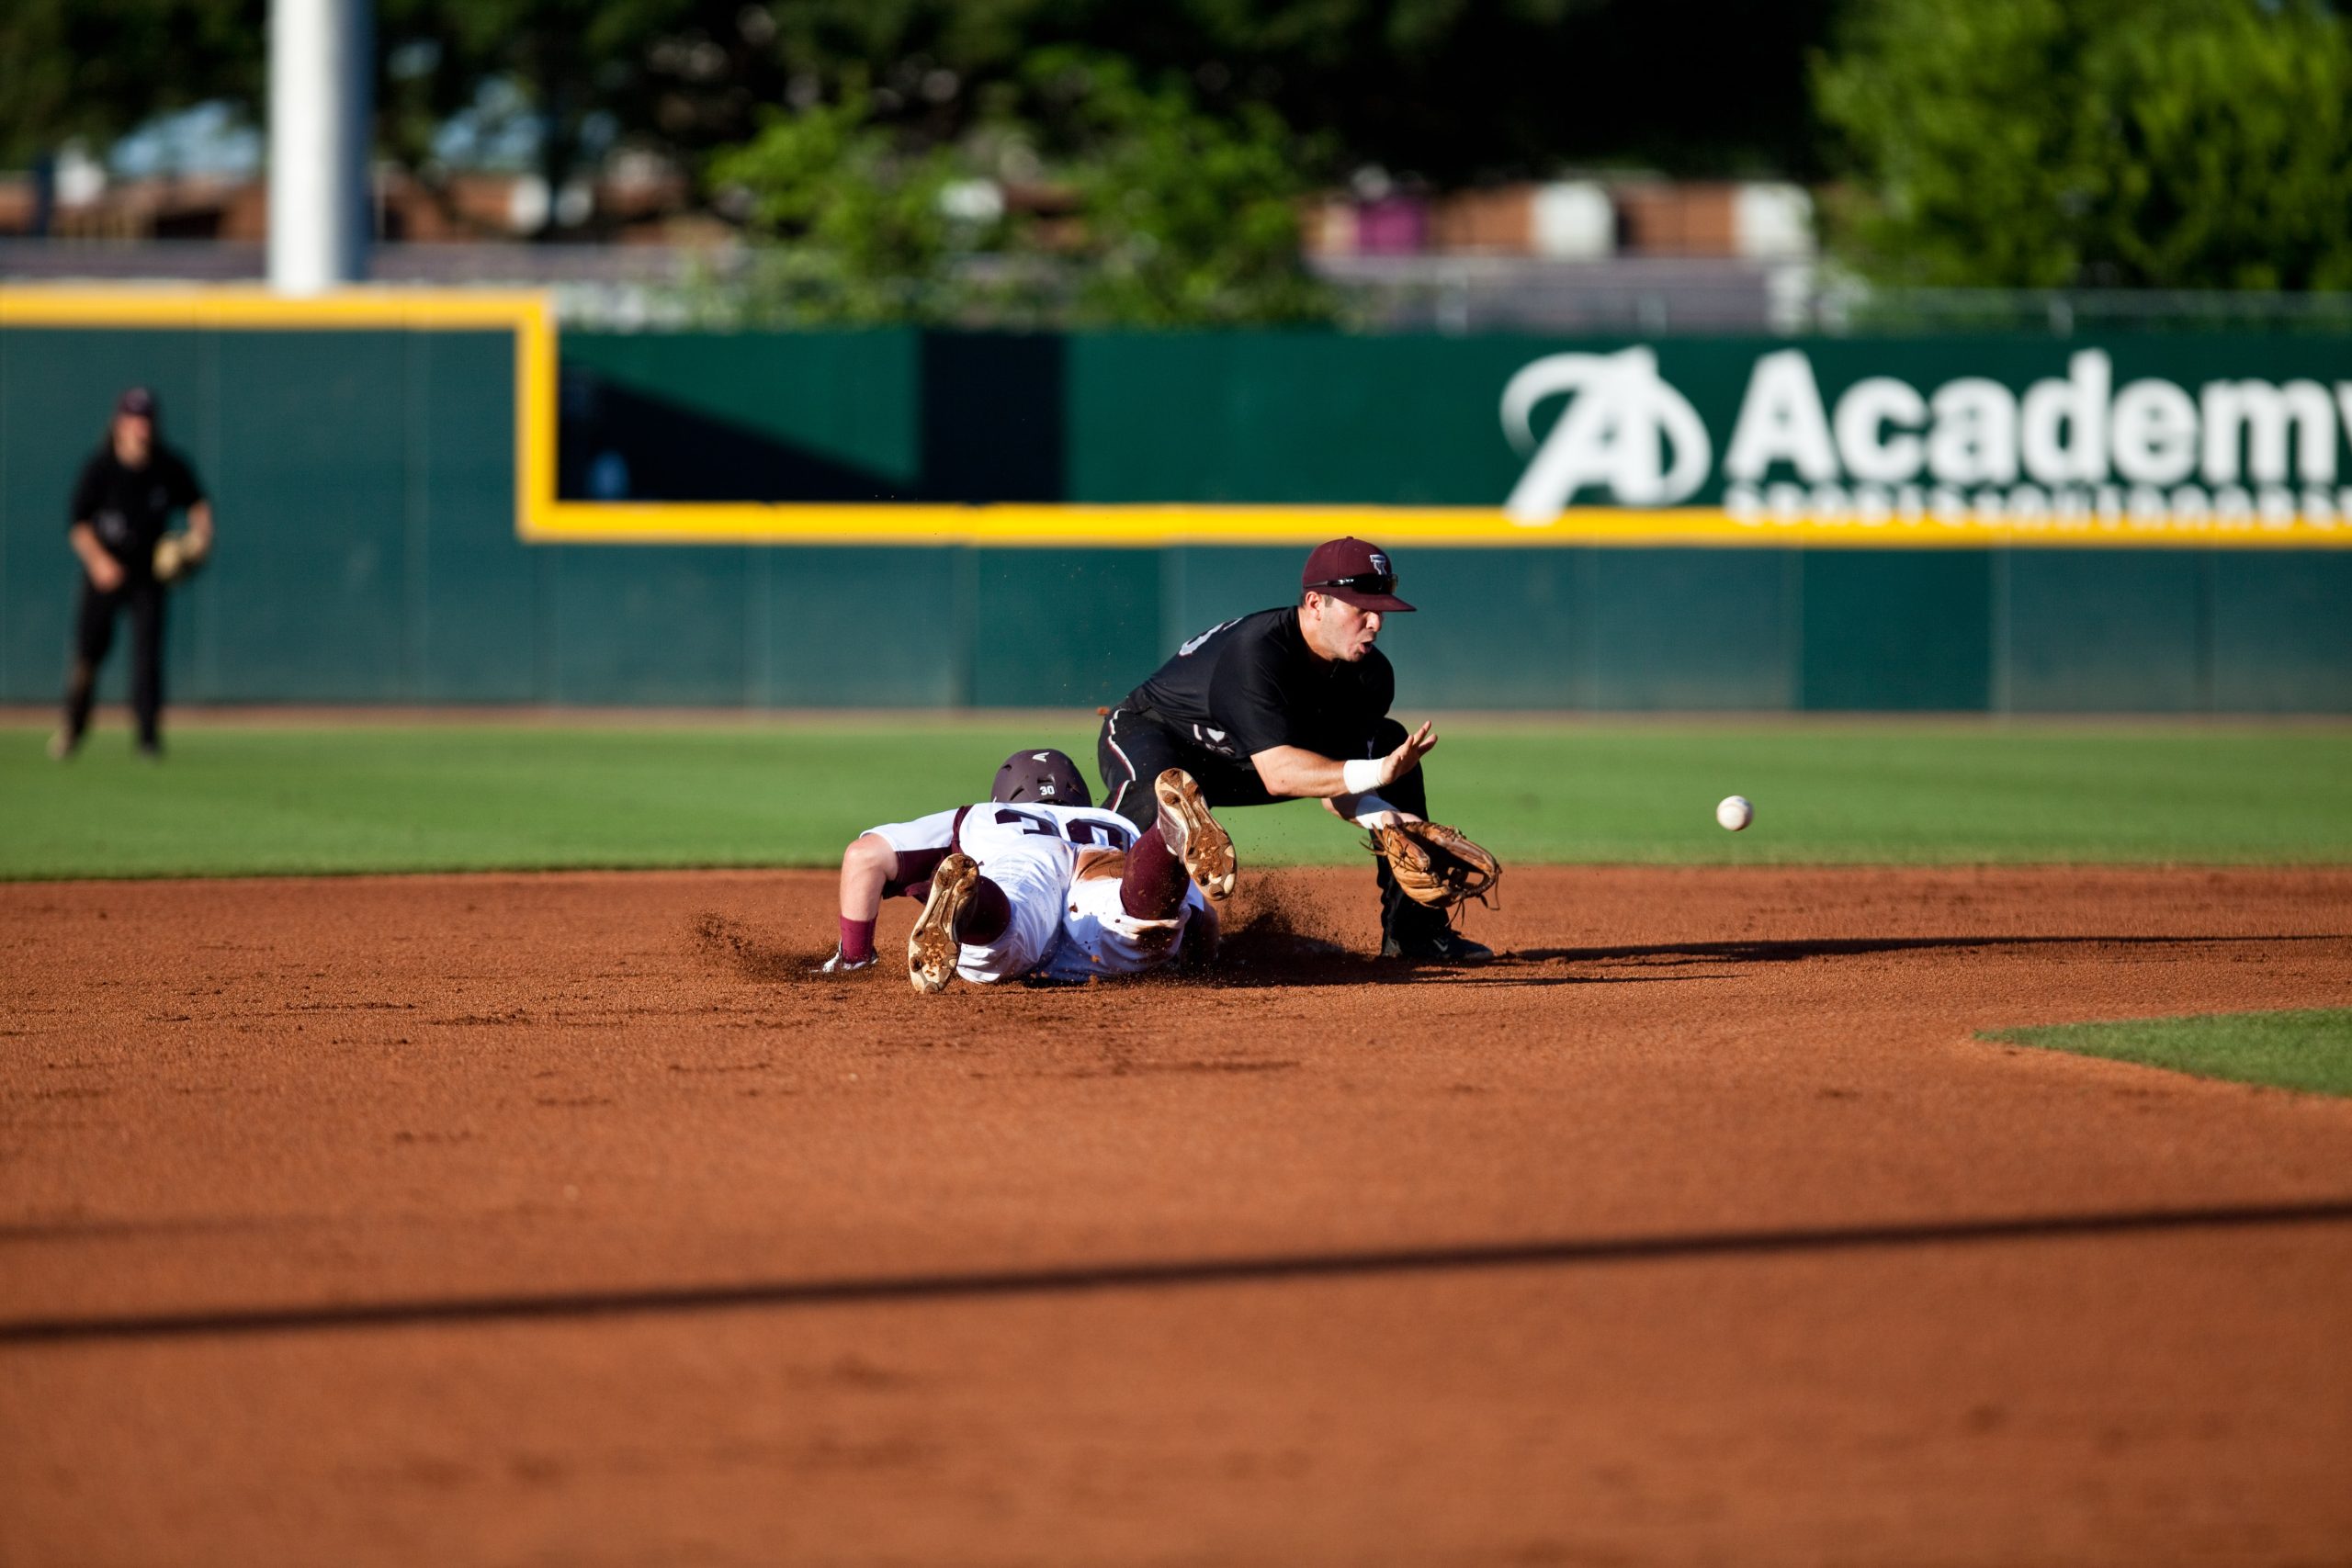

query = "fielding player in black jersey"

[
  {"left": 1097, "top": 536, "right": 1492, "bottom": 965},
  {"left": 51, "top": 388, "right": 212, "bottom": 760}
]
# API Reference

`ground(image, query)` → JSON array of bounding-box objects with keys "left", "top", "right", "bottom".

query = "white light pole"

[{"left": 269, "top": 0, "right": 372, "bottom": 292}]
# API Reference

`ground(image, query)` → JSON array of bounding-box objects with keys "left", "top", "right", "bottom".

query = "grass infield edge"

[{"left": 1979, "top": 1009, "right": 2352, "bottom": 1099}]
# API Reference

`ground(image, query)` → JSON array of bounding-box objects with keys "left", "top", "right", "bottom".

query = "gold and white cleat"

[
  {"left": 1153, "top": 769, "right": 1236, "bottom": 901},
  {"left": 907, "top": 852, "right": 978, "bottom": 994}
]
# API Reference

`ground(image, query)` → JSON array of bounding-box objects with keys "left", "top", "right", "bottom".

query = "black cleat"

[
  {"left": 1375, "top": 860, "right": 1494, "bottom": 966},
  {"left": 1381, "top": 926, "right": 1496, "bottom": 966}
]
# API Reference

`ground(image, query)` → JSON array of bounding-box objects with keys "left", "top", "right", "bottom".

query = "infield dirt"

[{"left": 5, "top": 865, "right": 2351, "bottom": 1565}]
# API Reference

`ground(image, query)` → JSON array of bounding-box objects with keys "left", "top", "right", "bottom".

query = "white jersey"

[
  {"left": 868, "top": 800, "right": 1143, "bottom": 871},
  {"left": 865, "top": 801, "right": 1205, "bottom": 984}
]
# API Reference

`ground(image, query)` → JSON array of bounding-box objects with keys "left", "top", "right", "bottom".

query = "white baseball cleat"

[
  {"left": 907, "top": 852, "right": 979, "bottom": 994},
  {"left": 1154, "top": 768, "right": 1236, "bottom": 901}
]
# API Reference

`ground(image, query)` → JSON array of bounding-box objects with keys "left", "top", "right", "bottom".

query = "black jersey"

[
  {"left": 1125, "top": 606, "right": 1396, "bottom": 764},
  {"left": 69, "top": 444, "right": 206, "bottom": 578}
]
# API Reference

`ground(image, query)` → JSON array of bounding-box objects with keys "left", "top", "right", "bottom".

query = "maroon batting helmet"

[{"left": 992, "top": 747, "right": 1091, "bottom": 808}]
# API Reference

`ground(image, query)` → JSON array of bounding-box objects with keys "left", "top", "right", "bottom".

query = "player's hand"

[
  {"left": 1377, "top": 721, "right": 1438, "bottom": 788},
  {"left": 87, "top": 556, "right": 124, "bottom": 592}
]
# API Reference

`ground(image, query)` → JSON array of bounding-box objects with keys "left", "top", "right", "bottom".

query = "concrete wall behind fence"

[{"left": 2, "top": 321, "right": 2347, "bottom": 712}]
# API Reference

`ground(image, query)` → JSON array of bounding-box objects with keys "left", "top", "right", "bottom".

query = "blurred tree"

[
  {"left": 1036, "top": 52, "right": 1330, "bottom": 325},
  {"left": 1816, "top": 0, "right": 2352, "bottom": 289},
  {"left": 0, "top": 0, "right": 263, "bottom": 165},
  {"left": 707, "top": 53, "right": 1330, "bottom": 326},
  {"left": 703, "top": 84, "right": 973, "bottom": 321},
  {"left": 756, "top": 0, "right": 1838, "bottom": 183},
  {"left": 375, "top": 0, "right": 810, "bottom": 235},
  {"left": 6, "top": 0, "right": 1839, "bottom": 240}
]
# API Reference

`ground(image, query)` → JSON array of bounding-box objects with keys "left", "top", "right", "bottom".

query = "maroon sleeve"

[
  {"left": 881, "top": 807, "right": 970, "bottom": 900},
  {"left": 883, "top": 850, "right": 945, "bottom": 901}
]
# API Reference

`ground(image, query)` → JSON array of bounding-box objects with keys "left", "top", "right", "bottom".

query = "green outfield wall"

[{"left": 2, "top": 319, "right": 2347, "bottom": 712}]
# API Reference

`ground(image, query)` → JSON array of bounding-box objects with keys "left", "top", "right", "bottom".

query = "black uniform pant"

[
  {"left": 64, "top": 575, "right": 166, "bottom": 748},
  {"left": 1096, "top": 705, "right": 1441, "bottom": 942}
]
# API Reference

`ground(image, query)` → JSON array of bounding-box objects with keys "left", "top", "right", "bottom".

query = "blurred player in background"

[
  {"left": 816, "top": 747, "right": 1235, "bottom": 993},
  {"left": 51, "top": 387, "right": 213, "bottom": 761},
  {"left": 1096, "top": 537, "right": 1493, "bottom": 966}
]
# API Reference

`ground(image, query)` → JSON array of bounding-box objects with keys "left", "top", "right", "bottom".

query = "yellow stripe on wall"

[
  {"left": 526, "top": 499, "right": 2352, "bottom": 547},
  {"left": 0, "top": 287, "right": 547, "bottom": 332},
  {"left": 1, "top": 286, "right": 558, "bottom": 531},
  {"left": 7, "top": 287, "right": 2350, "bottom": 549}
]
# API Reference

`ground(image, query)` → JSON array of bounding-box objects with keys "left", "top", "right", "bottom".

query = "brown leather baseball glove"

[
  {"left": 1369, "top": 820, "right": 1501, "bottom": 910},
  {"left": 153, "top": 533, "right": 208, "bottom": 584}
]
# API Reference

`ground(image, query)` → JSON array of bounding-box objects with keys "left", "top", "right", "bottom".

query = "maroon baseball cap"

[
  {"left": 116, "top": 387, "right": 159, "bottom": 420},
  {"left": 1301, "top": 536, "right": 1414, "bottom": 612}
]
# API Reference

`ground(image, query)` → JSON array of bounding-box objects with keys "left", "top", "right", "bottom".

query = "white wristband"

[
  {"left": 1341, "top": 757, "right": 1385, "bottom": 795},
  {"left": 1344, "top": 792, "right": 1403, "bottom": 829}
]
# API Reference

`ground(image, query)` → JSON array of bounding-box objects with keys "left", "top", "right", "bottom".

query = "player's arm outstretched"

[
  {"left": 837, "top": 830, "right": 902, "bottom": 919},
  {"left": 814, "top": 832, "right": 899, "bottom": 974},
  {"left": 1250, "top": 721, "right": 1437, "bottom": 824},
  {"left": 816, "top": 808, "right": 965, "bottom": 975}
]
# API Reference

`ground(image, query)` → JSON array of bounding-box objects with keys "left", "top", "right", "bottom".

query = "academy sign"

[{"left": 1502, "top": 345, "right": 2352, "bottom": 539}]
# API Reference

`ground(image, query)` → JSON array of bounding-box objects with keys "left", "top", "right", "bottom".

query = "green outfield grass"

[
  {"left": 3, "top": 720, "right": 2350, "bottom": 880},
  {"left": 1983, "top": 1010, "right": 2352, "bottom": 1098}
]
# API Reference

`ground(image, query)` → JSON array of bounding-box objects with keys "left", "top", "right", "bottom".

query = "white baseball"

[{"left": 1715, "top": 795, "right": 1753, "bottom": 831}]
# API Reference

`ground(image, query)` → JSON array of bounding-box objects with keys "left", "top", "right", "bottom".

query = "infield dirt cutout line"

[
  {"left": 5, "top": 863, "right": 2350, "bottom": 1566},
  {"left": 7, "top": 1197, "right": 2350, "bottom": 1347}
]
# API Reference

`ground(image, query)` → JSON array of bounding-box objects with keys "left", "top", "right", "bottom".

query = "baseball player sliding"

[
  {"left": 1096, "top": 536, "right": 1499, "bottom": 964},
  {"left": 817, "top": 748, "right": 1237, "bottom": 993}
]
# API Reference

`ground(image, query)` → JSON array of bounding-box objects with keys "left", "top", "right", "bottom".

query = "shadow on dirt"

[
  {"left": 684, "top": 908, "right": 2329, "bottom": 993},
  {"left": 16, "top": 1199, "right": 2350, "bottom": 1346},
  {"left": 1152, "top": 869, "right": 1518, "bottom": 989},
  {"left": 696, "top": 866, "right": 1796, "bottom": 993},
  {"left": 689, "top": 874, "right": 1510, "bottom": 993},
  {"left": 1517, "top": 933, "right": 2352, "bottom": 967}
]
